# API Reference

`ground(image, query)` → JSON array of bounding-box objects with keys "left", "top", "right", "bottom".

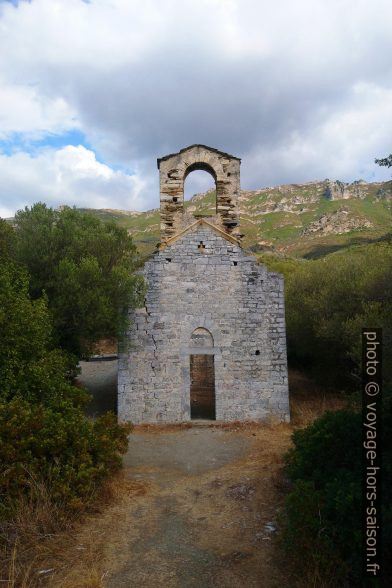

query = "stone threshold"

[{"left": 87, "top": 354, "right": 118, "bottom": 362}]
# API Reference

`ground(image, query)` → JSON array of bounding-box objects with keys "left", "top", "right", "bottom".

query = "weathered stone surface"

[
  {"left": 157, "top": 144, "right": 241, "bottom": 241},
  {"left": 324, "top": 179, "right": 367, "bottom": 201},
  {"left": 118, "top": 219, "right": 290, "bottom": 424},
  {"left": 119, "top": 146, "right": 289, "bottom": 424},
  {"left": 301, "top": 206, "right": 373, "bottom": 236}
]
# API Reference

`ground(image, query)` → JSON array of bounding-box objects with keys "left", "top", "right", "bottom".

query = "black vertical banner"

[{"left": 362, "top": 328, "right": 382, "bottom": 580}]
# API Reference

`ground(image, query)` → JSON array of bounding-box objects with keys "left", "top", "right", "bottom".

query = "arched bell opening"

[
  {"left": 157, "top": 144, "right": 241, "bottom": 241},
  {"left": 184, "top": 164, "right": 217, "bottom": 217}
]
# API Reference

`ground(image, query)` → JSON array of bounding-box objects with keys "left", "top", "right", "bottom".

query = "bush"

[
  {"left": 285, "top": 410, "right": 361, "bottom": 486},
  {"left": 0, "top": 256, "right": 83, "bottom": 404},
  {"left": 282, "top": 410, "right": 360, "bottom": 584},
  {"left": 282, "top": 402, "right": 391, "bottom": 585},
  {"left": 0, "top": 217, "right": 133, "bottom": 587},
  {"left": 282, "top": 480, "right": 349, "bottom": 585},
  {"left": 0, "top": 249, "right": 131, "bottom": 518},
  {"left": 285, "top": 242, "right": 392, "bottom": 389},
  {"left": 0, "top": 398, "right": 130, "bottom": 517}
]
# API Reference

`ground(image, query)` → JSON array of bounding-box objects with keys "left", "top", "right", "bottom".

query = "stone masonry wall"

[
  {"left": 158, "top": 145, "right": 241, "bottom": 241},
  {"left": 118, "top": 222, "right": 290, "bottom": 424}
]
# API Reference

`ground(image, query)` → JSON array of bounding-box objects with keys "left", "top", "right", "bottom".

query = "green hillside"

[{"left": 81, "top": 179, "right": 392, "bottom": 260}]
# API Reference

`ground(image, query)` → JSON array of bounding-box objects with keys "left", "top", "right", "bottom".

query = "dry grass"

[
  {"left": 133, "top": 422, "right": 193, "bottom": 433},
  {"left": 1, "top": 476, "right": 73, "bottom": 588},
  {"left": 48, "top": 424, "right": 295, "bottom": 588},
  {"left": 288, "top": 369, "right": 346, "bottom": 427},
  {"left": 0, "top": 472, "right": 150, "bottom": 588},
  {"left": 133, "top": 420, "right": 282, "bottom": 434},
  {"left": 92, "top": 339, "right": 117, "bottom": 355},
  {"left": 1, "top": 371, "right": 346, "bottom": 587}
]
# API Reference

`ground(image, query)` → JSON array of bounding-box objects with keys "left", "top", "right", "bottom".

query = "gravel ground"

[
  {"left": 83, "top": 424, "right": 291, "bottom": 588},
  {"left": 124, "top": 428, "right": 250, "bottom": 483},
  {"left": 71, "top": 361, "right": 291, "bottom": 587}
]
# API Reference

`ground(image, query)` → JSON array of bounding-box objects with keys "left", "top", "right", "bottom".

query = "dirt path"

[{"left": 52, "top": 423, "right": 292, "bottom": 588}]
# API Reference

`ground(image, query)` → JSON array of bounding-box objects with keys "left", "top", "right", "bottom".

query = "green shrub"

[
  {"left": 285, "top": 410, "right": 361, "bottom": 486},
  {"left": 285, "top": 242, "right": 392, "bottom": 389},
  {"left": 282, "top": 402, "right": 391, "bottom": 585},
  {"left": 0, "top": 249, "right": 131, "bottom": 518},
  {"left": 0, "top": 256, "right": 85, "bottom": 404},
  {"left": 0, "top": 398, "right": 130, "bottom": 517},
  {"left": 283, "top": 410, "right": 361, "bottom": 585},
  {"left": 282, "top": 480, "right": 349, "bottom": 584}
]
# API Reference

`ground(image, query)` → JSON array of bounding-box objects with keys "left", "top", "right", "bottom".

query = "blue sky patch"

[
  {"left": 0, "top": 0, "right": 30, "bottom": 6},
  {"left": 0, "top": 129, "right": 90, "bottom": 156},
  {"left": 0, "top": 130, "right": 137, "bottom": 174}
]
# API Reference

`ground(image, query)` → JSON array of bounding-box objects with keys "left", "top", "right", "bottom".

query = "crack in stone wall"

[{"left": 118, "top": 224, "right": 290, "bottom": 424}]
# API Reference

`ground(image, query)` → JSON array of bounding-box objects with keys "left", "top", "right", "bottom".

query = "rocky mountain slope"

[{"left": 82, "top": 179, "right": 392, "bottom": 259}]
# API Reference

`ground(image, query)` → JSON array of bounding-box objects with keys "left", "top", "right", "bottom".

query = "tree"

[
  {"left": 13, "top": 204, "right": 145, "bottom": 357},
  {"left": 0, "top": 218, "right": 16, "bottom": 257},
  {"left": 285, "top": 243, "right": 392, "bottom": 388},
  {"left": 0, "top": 235, "right": 130, "bottom": 513},
  {"left": 375, "top": 154, "right": 392, "bottom": 168}
]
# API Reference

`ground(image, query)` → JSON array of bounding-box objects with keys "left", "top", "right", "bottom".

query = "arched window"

[{"left": 190, "top": 327, "right": 214, "bottom": 348}]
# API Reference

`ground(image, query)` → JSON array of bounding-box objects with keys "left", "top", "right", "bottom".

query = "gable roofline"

[
  {"left": 158, "top": 218, "right": 241, "bottom": 250},
  {"left": 157, "top": 144, "right": 241, "bottom": 168}
]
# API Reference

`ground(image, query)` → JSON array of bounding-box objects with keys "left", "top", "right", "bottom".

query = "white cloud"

[
  {"left": 242, "top": 82, "right": 392, "bottom": 186},
  {"left": 0, "top": 0, "right": 391, "bottom": 214},
  {"left": 0, "top": 145, "right": 147, "bottom": 218},
  {"left": 0, "top": 80, "right": 78, "bottom": 138}
]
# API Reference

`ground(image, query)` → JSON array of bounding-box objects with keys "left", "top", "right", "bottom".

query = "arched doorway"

[{"left": 189, "top": 328, "right": 215, "bottom": 420}]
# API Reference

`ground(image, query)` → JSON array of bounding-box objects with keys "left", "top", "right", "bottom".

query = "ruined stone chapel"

[{"left": 118, "top": 145, "right": 290, "bottom": 423}]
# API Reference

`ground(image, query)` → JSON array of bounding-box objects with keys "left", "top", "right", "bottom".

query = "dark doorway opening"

[{"left": 190, "top": 354, "right": 215, "bottom": 419}]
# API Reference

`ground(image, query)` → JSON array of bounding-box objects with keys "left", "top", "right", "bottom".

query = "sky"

[{"left": 0, "top": 0, "right": 392, "bottom": 218}]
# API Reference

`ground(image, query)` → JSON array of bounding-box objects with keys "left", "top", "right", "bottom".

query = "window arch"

[
  {"left": 184, "top": 162, "right": 217, "bottom": 183},
  {"left": 190, "top": 327, "right": 214, "bottom": 348}
]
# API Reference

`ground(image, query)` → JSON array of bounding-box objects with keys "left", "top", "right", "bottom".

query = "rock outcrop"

[{"left": 301, "top": 207, "right": 373, "bottom": 236}]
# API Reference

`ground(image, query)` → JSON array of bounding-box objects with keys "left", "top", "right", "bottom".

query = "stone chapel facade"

[{"left": 118, "top": 145, "right": 290, "bottom": 423}]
